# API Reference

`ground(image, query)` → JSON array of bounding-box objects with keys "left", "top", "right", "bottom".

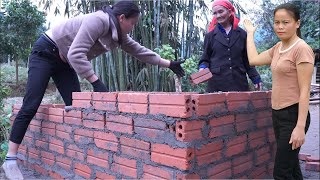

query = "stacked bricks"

[
  {"left": 299, "top": 154, "right": 320, "bottom": 172},
  {"left": 11, "top": 91, "right": 275, "bottom": 179}
]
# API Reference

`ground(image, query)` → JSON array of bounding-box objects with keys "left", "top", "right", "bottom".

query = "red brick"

[
  {"left": 33, "top": 164, "right": 48, "bottom": 176},
  {"left": 233, "top": 160, "right": 253, "bottom": 175},
  {"left": 119, "top": 102, "right": 147, "bottom": 114},
  {"left": 83, "top": 119, "right": 105, "bottom": 129},
  {"left": 232, "top": 153, "right": 254, "bottom": 166},
  {"left": 249, "top": 130, "right": 267, "bottom": 149},
  {"left": 42, "top": 127, "right": 55, "bottom": 136},
  {"left": 250, "top": 92, "right": 268, "bottom": 109},
  {"left": 190, "top": 69, "right": 213, "bottom": 85},
  {"left": 49, "top": 170, "right": 63, "bottom": 179},
  {"left": 93, "top": 101, "right": 117, "bottom": 111},
  {"left": 256, "top": 153, "right": 271, "bottom": 165},
  {"left": 48, "top": 108, "right": 64, "bottom": 116},
  {"left": 29, "top": 125, "right": 41, "bottom": 133},
  {"left": 64, "top": 110, "right": 82, "bottom": 118},
  {"left": 48, "top": 115, "right": 63, "bottom": 123},
  {"left": 92, "top": 92, "right": 118, "bottom": 101},
  {"left": 35, "top": 139, "right": 48, "bottom": 149},
  {"left": 83, "top": 112, "right": 105, "bottom": 121},
  {"left": 191, "top": 93, "right": 226, "bottom": 105},
  {"left": 248, "top": 165, "right": 267, "bottom": 178},
  {"left": 30, "top": 119, "right": 42, "bottom": 126},
  {"left": 306, "top": 156, "right": 320, "bottom": 162},
  {"left": 252, "top": 99, "right": 268, "bottom": 109},
  {"left": 72, "top": 100, "right": 91, "bottom": 108},
  {"left": 210, "top": 115, "right": 234, "bottom": 127},
  {"left": 209, "top": 124, "right": 234, "bottom": 138},
  {"left": 151, "top": 144, "right": 194, "bottom": 170},
  {"left": 74, "top": 135, "right": 93, "bottom": 145},
  {"left": 150, "top": 104, "right": 192, "bottom": 118},
  {"left": 267, "top": 128, "right": 276, "bottom": 143},
  {"left": 49, "top": 144, "right": 64, "bottom": 154},
  {"left": 134, "top": 118, "right": 167, "bottom": 129},
  {"left": 196, "top": 141, "right": 223, "bottom": 166},
  {"left": 149, "top": 93, "right": 191, "bottom": 105},
  {"left": 235, "top": 113, "right": 255, "bottom": 123},
  {"left": 142, "top": 164, "right": 173, "bottom": 179},
  {"left": 74, "top": 129, "right": 93, "bottom": 137},
  {"left": 134, "top": 127, "right": 166, "bottom": 140},
  {"left": 64, "top": 116, "right": 82, "bottom": 125},
  {"left": 66, "top": 144, "right": 85, "bottom": 161},
  {"left": 87, "top": 156, "right": 109, "bottom": 169},
  {"left": 56, "top": 124, "right": 72, "bottom": 132},
  {"left": 74, "top": 163, "right": 91, "bottom": 179},
  {"left": 94, "top": 131, "right": 118, "bottom": 152},
  {"left": 193, "top": 103, "right": 227, "bottom": 116},
  {"left": 236, "top": 121, "right": 256, "bottom": 132},
  {"left": 42, "top": 121, "right": 56, "bottom": 129},
  {"left": 175, "top": 120, "right": 205, "bottom": 142},
  {"left": 305, "top": 162, "right": 320, "bottom": 172},
  {"left": 118, "top": 92, "right": 148, "bottom": 103},
  {"left": 226, "top": 92, "right": 251, "bottom": 101},
  {"left": 35, "top": 113, "right": 49, "bottom": 120},
  {"left": 120, "top": 137, "right": 148, "bottom": 149},
  {"left": 112, "top": 155, "right": 137, "bottom": 178},
  {"left": 73, "top": 92, "right": 92, "bottom": 100},
  {"left": 41, "top": 151, "right": 55, "bottom": 160},
  {"left": 28, "top": 147, "right": 39, "bottom": 160},
  {"left": 190, "top": 68, "right": 211, "bottom": 80},
  {"left": 120, "top": 137, "right": 150, "bottom": 160},
  {"left": 225, "top": 143, "right": 246, "bottom": 157},
  {"left": 96, "top": 170, "right": 116, "bottom": 180},
  {"left": 207, "top": 161, "right": 232, "bottom": 179},
  {"left": 299, "top": 153, "right": 311, "bottom": 161},
  {"left": 56, "top": 156, "right": 72, "bottom": 170},
  {"left": 106, "top": 114, "right": 133, "bottom": 134}
]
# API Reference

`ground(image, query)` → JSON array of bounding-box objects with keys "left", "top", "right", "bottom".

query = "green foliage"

[
  {"left": 0, "top": 64, "right": 28, "bottom": 83},
  {"left": 0, "top": 0, "right": 46, "bottom": 62},
  {"left": 0, "top": 70, "right": 11, "bottom": 162}
]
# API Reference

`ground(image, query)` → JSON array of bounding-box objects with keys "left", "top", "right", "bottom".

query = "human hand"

[
  {"left": 289, "top": 126, "right": 305, "bottom": 150},
  {"left": 254, "top": 82, "right": 263, "bottom": 91},
  {"left": 243, "top": 19, "right": 258, "bottom": 33},
  {"left": 91, "top": 79, "right": 108, "bottom": 92},
  {"left": 169, "top": 60, "right": 185, "bottom": 78}
]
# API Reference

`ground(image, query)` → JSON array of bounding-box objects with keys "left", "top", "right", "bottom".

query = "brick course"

[{"left": 14, "top": 91, "right": 275, "bottom": 179}]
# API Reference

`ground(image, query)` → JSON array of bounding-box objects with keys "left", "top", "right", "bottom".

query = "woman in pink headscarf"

[{"left": 199, "top": 0, "right": 262, "bottom": 92}]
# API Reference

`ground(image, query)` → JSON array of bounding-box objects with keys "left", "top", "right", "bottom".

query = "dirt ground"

[{"left": 1, "top": 98, "right": 319, "bottom": 179}]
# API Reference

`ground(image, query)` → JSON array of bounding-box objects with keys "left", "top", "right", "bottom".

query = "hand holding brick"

[{"left": 190, "top": 68, "right": 213, "bottom": 85}]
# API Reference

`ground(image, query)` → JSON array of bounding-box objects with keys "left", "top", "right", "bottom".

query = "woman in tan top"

[
  {"left": 1, "top": 1, "right": 185, "bottom": 179},
  {"left": 244, "top": 3, "right": 314, "bottom": 180}
]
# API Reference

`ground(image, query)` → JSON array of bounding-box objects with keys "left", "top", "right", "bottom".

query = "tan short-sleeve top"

[{"left": 268, "top": 39, "right": 314, "bottom": 110}]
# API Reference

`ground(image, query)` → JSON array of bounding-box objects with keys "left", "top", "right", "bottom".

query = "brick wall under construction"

[{"left": 10, "top": 91, "right": 275, "bottom": 179}]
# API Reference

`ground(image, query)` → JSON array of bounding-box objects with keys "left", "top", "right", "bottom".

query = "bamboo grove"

[{"left": 39, "top": 0, "right": 211, "bottom": 92}]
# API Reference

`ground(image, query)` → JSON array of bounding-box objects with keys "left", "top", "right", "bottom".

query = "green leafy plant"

[{"left": 0, "top": 71, "right": 11, "bottom": 162}]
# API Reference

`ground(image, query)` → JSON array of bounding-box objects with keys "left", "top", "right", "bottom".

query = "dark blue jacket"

[{"left": 199, "top": 26, "right": 261, "bottom": 92}]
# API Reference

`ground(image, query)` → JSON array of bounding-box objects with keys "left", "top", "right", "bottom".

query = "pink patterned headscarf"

[{"left": 208, "top": 0, "right": 240, "bottom": 32}]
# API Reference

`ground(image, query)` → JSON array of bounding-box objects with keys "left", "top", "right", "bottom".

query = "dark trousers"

[
  {"left": 272, "top": 103, "right": 310, "bottom": 180},
  {"left": 10, "top": 35, "right": 81, "bottom": 144}
]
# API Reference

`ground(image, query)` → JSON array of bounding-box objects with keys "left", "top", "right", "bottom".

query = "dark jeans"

[
  {"left": 10, "top": 35, "right": 81, "bottom": 144},
  {"left": 272, "top": 103, "right": 311, "bottom": 180}
]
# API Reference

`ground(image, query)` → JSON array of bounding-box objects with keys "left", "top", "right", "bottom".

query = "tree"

[{"left": 0, "top": 0, "right": 46, "bottom": 85}]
